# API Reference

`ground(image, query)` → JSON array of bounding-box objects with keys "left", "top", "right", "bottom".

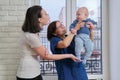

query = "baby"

[{"left": 70, "top": 7, "right": 97, "bottom": 64}]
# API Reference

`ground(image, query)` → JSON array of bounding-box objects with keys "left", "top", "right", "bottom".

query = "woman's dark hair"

[
  {"left": 22, "top": 5, "right": 42, "bottom": 33},
  {"left": 47, "top": 21, "right": 59, "bottom": 41}
]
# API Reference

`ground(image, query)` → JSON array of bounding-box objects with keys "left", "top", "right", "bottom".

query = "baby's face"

[{"left": 76, "top": 9, "right": 87, "bottom": 22}]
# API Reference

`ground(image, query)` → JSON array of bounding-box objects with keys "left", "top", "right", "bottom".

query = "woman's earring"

[{"left": 38, "top": 18, "right": 41, "bottom": 23}]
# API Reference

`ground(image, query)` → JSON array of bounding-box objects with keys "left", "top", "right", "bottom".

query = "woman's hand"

[
  {"left": 74, "top": 21, "right": 84, "bottom": 30},
  {"left": 70, "top": 54, "right": 80, "bottom": 62},
  {"left": 70, "top": 28, "right": 77, "bottom": 34}
]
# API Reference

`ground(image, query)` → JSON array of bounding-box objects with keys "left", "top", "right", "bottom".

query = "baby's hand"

[
  {"left": 86, "top": 24, "right": 91, "bottom": 28},
  {"left": 87, "top": 21, "right": 93, "bottom": 26},
  {"left": 87, "top": 21, "right": 96, "bottom": 29}
]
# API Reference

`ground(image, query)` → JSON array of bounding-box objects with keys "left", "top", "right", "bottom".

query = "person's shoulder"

[
  {"left": 24, "top": 32, "right": 36, "bottom": 35},
  {"left": 51, "top": 36, "right": 61, "bottom": 41},
  {"left": 24, "top": 32, "right": 39, "bottom": 40},
  {"left": 50, "top": 36, "right": 62, "bottom": 44},
  {"left": 73, "top": 19, "right": 78, "bottom": 23},
  {"left": 24, "top": 32, "right": 37, "bottom": 36}
]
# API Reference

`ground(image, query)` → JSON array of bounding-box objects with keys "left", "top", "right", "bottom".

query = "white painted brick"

[
  {"left": 8, "top": 76, "right": 16, "bottom": 80},
  {"left": 0, "top": 43, "right": 19, "bottom": 49},
  {"left": 0, "top": 22, "right": 8, "bottom": 27},
  {"left": 8, "top": 11, "right": 25, "bottom": 16},
  {"left": 1, "top": 27, "right": 21, "bottom": 32},
  {"left": 0, "top": 11, "right": 8, "bottom": 16},
  {"left": 8, "top": 22, "right": 23, "bottom": 27},
  {"left": 1, "top": 16, "right": 17, "bottom": 21},
  {"left": 24, "top": 0, "right": 29, "bottom": 5},
  {"left": 0, "top": 71, "right": 16, "bottom": 76},
  {"left": 0, "top": 0, "right": 9, "bottom": 5},
  {"left": 0, "top": 27, "right": 5, "bottom": 32},
  {"left": 9, "top": 0, "right": 25, "bottom": 6},
  {"left": 8, "top": 32, "right": 21, "bottom": 37},
  {"left": 0, "top": 6, "right": 17, "bottom": 11},
  {"left": 17, "top": 16, "right": 25, "bottom": 21},
  {"left": 0, "top": 59, "right": 19, "bottom": 65},
  {"left": 7, "top": 65, "right": 18, "bottom": 70},
  {"left": 0, "top": 65, "right": 7, "bottom": 70},
  {"left": 0, "top": 49, "right": 17, "bottom": 54},
  {"left": 17, "top": 6, "right": 28, "bottom": 11},
  {"left": 0, "top": 53, "right": 20, "bottom": 59},
  {"left": 0, "top": 76, "right": 7, "bottom": 80},
  {"left": 0, "top": 15, "right": 1, "bottom": 18},
  {"left": 0, "top": 38, "right": 19, "bottom": 43},
  {"left": 0, "top": 33, "right": 9, "bottom": 37}
]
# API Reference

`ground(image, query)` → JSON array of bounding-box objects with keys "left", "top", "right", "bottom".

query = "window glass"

[{"left": 40, "top": 0, "right": 66, "bottom": 53}]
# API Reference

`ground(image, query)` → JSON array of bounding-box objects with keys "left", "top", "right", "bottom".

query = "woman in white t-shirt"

[{"left": 16, "top": 5, "right": 80, "bottom": 80}]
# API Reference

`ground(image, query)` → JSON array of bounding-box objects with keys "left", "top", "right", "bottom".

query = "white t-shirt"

[{"left": 17, "top": 32, "right": 42, "bottom": 78}]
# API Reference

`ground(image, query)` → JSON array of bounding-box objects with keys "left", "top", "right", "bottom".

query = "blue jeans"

[{"left": 75, "top": 34, "right": 93, "bottom": 64}]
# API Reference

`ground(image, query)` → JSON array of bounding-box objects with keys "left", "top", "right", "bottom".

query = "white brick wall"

[
  {"left": 0, "top": 0, "right": 58, "bottom": 80},
  {"left": 0, "top": 0, "right": 29, "bottom": 80}
]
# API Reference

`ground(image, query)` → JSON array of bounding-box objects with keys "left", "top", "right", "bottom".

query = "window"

[
  {"left": 39, "top": 0, "right": 102, "bottom": 79},
  {"left": 40, "top": 0, "right": 66, "bottom": 26}
]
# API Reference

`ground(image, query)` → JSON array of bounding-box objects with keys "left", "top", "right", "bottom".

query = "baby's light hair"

[{"left": 77, "top": 7, "right": 89, "bottom": 17}]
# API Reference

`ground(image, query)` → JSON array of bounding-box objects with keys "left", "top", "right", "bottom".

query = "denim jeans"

[{"left": 75, "top": 34, "right": 93, "bottom": 64}]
